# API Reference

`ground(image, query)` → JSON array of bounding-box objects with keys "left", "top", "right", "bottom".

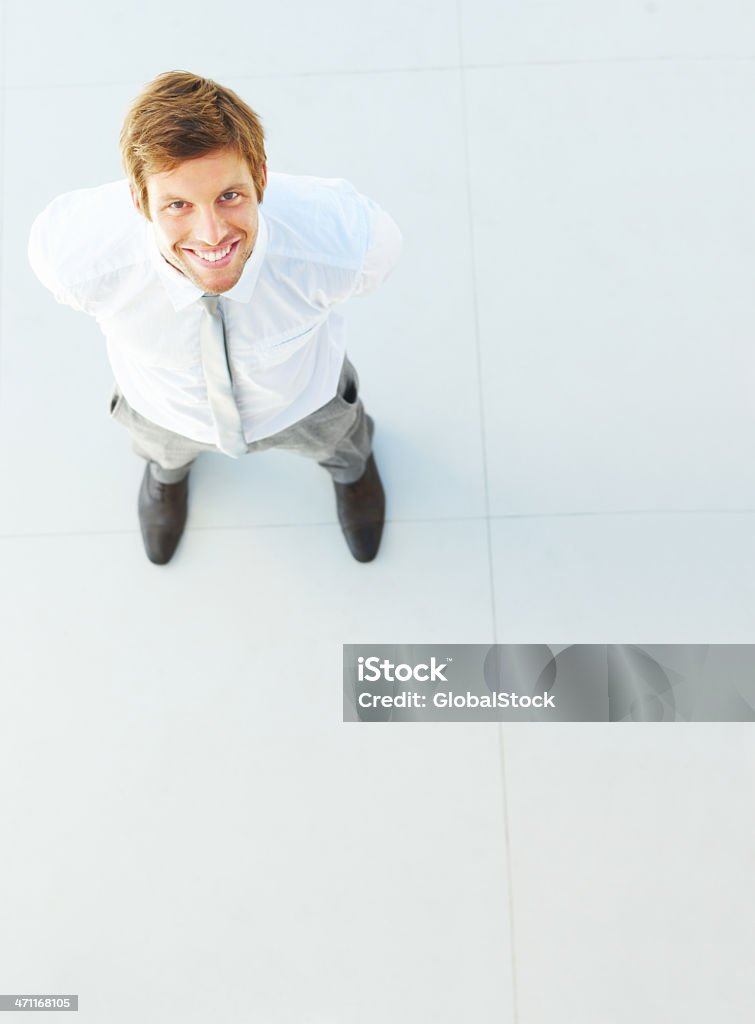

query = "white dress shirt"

[{"left": 28, "top": 172, "right": 403, "bottom": 445}]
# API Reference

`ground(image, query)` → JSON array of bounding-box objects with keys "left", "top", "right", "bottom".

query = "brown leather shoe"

[
  {"left": 333, "top": 454, "right": 385, "bottom": 562},
  {"left": 137, "top": 463, "right": 189, "bottom": 565}
]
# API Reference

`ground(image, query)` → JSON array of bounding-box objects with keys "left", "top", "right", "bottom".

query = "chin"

[{"left": 197, "top": 269, "right": 243, "bottom": 294}]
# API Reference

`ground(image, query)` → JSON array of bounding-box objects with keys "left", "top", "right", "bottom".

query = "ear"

[{"left": 129, "top": 185, "right": 144, "bottom": 218}]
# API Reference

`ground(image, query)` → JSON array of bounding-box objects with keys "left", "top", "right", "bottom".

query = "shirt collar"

[{"left": 147, "top": 211, "right": 268, "bottom": 312}]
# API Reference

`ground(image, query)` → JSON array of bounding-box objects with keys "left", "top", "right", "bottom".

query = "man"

[{"left": 28, "top": 70, "right": 402, "bottom": 565}]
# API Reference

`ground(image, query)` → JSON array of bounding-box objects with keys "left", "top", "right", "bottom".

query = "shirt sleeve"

[
  {"left": 349, "top": 198, "right": 403, "bottom": 300},
  {"left": 28, "top": 202, "right": 91, "bottom": 314}
]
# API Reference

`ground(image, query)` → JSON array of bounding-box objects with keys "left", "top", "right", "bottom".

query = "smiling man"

[
  {"left": 149, "top": 148, "right": 263, "bottom": 294},
  {"left": 28, "top": 71, "right": 402, "bottom": 565}
]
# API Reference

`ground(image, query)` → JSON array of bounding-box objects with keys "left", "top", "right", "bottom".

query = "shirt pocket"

[{"left": 248, "top": 317, "right": 327, "bottom": 367}]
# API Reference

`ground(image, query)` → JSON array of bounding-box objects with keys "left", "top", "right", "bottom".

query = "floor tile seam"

[
  {"left": 4, "top": 53, "right": 755, "bottom": 93},
  {"left": 0, "top": 0, "right": 6, "bottom": 401},
  {"left": 458, "top": 2, "right": 518, "bottom": 1017},
  {"left": 464, "top": 54, "right": 755, "bottom": 69},
  {"left": 2, "top": 65, "right": 463, "bottom": 93},
  {"left": 497, "top": 723, "right": 519, "bottom": 1024},
  {"left": 458, "top": 59, "right": 497, "bottom": 630},
  {"left": 0, "top": 514, "right": 488, "bottom": 542},
  {"left": 491, "top": 507, "right": 755, "bottom": 521},
  {"left": 2, "top": 505, "right": 755, "bottom": 542}
]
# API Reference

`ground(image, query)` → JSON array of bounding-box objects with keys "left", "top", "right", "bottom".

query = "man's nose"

[{"left": 193, "top": 206, "right": 226, "bottom": 246}]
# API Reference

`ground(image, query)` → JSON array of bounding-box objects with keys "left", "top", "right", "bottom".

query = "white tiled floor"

[{"left": 1, "top": 2, "right": 754, "bottom": 1022}]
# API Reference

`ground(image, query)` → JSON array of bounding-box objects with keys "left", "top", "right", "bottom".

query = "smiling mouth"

[{"left": 183, "top": 240, "right": 240, "bottom": 268}]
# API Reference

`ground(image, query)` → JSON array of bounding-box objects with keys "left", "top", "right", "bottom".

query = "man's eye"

[
  {"left": 220, "top": 192, "right": 239, "bottom": 201},
  {"left": 169, "top": 201, "right": 186, "bottom": 210}
]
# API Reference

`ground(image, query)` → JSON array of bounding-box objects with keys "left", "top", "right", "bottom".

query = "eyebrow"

[{"left": 158, "top": 183, "right": 250, "bottom": 203}]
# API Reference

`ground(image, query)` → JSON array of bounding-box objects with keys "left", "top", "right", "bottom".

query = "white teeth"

[{"left": 191, "top": 243, "right": 232, "bottom": 263}]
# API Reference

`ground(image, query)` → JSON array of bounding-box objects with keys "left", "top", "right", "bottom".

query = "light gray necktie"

[{"left": 198, "top": 294, "right": 247, "bottom": 457}]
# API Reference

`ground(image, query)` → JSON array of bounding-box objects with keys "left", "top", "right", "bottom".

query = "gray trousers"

[{"left": 109, "top": 354, "right": 374, "bottom": 485}]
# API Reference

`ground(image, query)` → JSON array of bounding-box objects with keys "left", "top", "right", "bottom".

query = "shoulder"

[
  {"left": 29, "top": 179, "right": 148, "bottom": 294},
  {"left": 261, "top": 172, "right": 372, "bottom": 270}
]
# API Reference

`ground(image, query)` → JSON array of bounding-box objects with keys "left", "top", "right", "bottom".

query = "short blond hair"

[{"left": 119, "top": 70, "right": 267, "bottom": 219}]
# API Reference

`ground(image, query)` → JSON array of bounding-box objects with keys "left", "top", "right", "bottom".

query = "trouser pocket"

[
  {"left": 337, "top": 357, "right": 359, "bottom": 406},
  {"left": 109, "top": 388, "right": 124, "bottom": 418}
]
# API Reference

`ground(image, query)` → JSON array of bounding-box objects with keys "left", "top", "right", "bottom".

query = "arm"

[
  {"left": 349, "top": 198, "right": 403, "bottom": 300},
  {"left": 28, "top": 202, "right": 91, "bottom": 314}
]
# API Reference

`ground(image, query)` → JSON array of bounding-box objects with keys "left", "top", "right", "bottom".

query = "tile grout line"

[
  {"left": 3, "top": 504, "right": 755, "bottom": 543},
  {"left": 496, "top": 723, "right": 518, "bottom": 1024},
  {"left": 0, "top": 0, "right": 6, "bottom": 405},
  {"left": 456, "top": 5, "right": 519, "bottom": 1024},
  {"left": 490, "top": 507, "right": 755, "bottom": 521},
  {"left": 5, "top": 66, "right": 460, "bottom": 91},
  {"left": 465, "top": 53, "right": 755, "bottom": 69},
  {"left": 456, "top": 0, "right": 497, "bottom": 693},
  {"left": 6, "top": 52, "right": 755, "bottom": 92}
]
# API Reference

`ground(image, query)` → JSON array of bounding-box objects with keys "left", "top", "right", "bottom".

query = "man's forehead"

[{"left": 148, "top": 149, "right": 253, "bottom": 195}]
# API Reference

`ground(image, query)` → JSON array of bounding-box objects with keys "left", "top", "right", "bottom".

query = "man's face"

[{"left": 135, "top": 147, "right": 266, "bottom": 295}]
